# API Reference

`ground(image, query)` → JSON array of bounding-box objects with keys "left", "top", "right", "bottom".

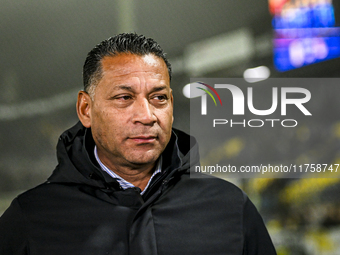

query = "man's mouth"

[{"left": 129, "top": 136, "right": 157, "bottom": 143}]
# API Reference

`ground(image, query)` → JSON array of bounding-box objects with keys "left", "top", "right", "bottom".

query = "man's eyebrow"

[
  {"left": 114, "top": 85, "right": 134, "bottom": 91},
  {"left": 150, "top": 85, "right": 169, "bottom": 93},
  {"left": 113, "top": 85, "right": 169, "bottom": 93}
]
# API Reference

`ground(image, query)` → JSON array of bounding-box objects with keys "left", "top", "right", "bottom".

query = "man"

[{"left": 0, "top": 33, "right": 276, "bottom": 255}]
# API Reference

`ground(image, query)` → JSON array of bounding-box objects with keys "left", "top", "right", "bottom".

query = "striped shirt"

[{"left": 94, "top": 146, "right": 162, "bottom": 194}]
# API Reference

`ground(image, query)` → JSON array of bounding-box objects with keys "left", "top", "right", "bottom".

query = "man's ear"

[
  {"left": 77, "top": 91, "right": 92, "bottom": 128},
  {"left": 170, "top": 90, "right": 174, "bottom": 124}
]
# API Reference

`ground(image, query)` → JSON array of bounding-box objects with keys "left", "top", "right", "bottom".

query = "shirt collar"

[{"left": 94, "top": 146, "right": 162, "bottom": 194}]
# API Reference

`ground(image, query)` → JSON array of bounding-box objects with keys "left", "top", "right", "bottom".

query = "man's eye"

[
  {"left": 154, "top": 95, "right": 168, "bottom": 101},
  {"left": 116, "top": 95, "right": 132, "bottom": 100}
]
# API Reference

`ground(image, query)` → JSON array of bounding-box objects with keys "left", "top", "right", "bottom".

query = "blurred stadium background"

[{"left": 1, "top": 1, "right": 340, "bottom": 254}]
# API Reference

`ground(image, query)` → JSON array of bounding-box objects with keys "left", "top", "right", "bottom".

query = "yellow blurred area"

[
  {"left": 201, "top": 137, "right": 244, "bottom": 166},
  {"left": 332, "top": 122, "right": 340, "bottom": 139},
  {"left": 305, "top": 230, "right": 334, "bottom": 253},
  {"left": 280, "top": 178, "right": 340, "bottom": 204},
  {"left": 249, "top": 178, "right": 275, "bottom": 193}
]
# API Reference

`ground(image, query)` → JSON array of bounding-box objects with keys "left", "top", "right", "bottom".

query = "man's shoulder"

[
  {"left": 11, "top": 182, "right": 51, "bottom": 206},
  {"left": 188, "top": 173, "right": 241, "bottom": 189},
  {"left": 174, "top": 173, "right": 247, "bottom": 204},
  {"left": 13, "top": 181, "right": 81, "bottom": 211}
]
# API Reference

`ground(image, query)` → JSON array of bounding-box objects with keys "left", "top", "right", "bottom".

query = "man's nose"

[{"left": 132, "top": 98, "right": 157, "bottom": 125}]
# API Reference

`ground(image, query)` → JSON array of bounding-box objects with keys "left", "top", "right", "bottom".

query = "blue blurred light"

[{"left": 270, "top": 0, "right": 340, "bottom": 72}]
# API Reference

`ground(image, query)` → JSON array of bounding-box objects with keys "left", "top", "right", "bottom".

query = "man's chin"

[{"left": 125, "top": 152, "right": 161, "bottom": 166}]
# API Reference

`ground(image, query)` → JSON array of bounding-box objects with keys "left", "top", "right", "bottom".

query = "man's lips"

[{"left": 129, "top": 136, "right": 157, "bottom": 143}]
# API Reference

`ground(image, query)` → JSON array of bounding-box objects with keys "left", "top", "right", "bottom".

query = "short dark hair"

[{"left": 83, "top": 33, "right": 172, "bottom": 95}]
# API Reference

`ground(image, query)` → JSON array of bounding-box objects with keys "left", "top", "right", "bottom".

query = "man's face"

[{"left": 81, "top": 53, "right": 173, "bottom": 170}]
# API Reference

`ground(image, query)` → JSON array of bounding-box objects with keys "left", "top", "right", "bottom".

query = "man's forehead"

[
  {"left": 99, "top": 53, "right": 170, "bottom": 85},
  {"left": 101, "top": 53, "right": 165, "bottom": 72}
]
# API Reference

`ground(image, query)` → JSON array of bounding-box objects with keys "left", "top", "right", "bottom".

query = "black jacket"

[{"left": 0, "top": 122, "right": 276, "bottom": 255}]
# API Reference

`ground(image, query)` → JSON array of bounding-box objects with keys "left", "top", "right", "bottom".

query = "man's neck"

[{"left": 94, "top": 146, "right": 158, "bottom": 192}]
